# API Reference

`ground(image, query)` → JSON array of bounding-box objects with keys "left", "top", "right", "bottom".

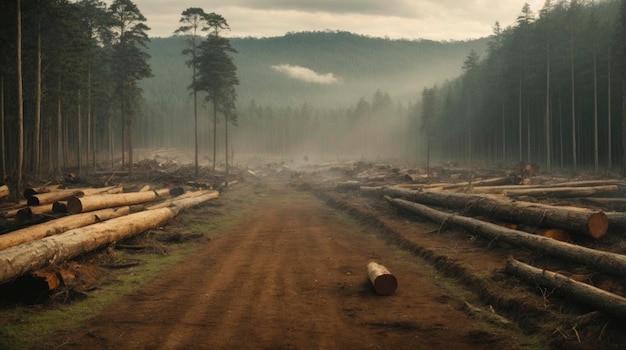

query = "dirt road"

[{"left": 47, "top": 182, "right": 528, "bottom": 349}]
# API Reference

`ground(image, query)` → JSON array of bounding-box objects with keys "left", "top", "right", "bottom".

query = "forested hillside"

[
  {"left": 138, "top": 31, "right": 488, "bottom": 158},
  {"left": 142, "top": 31, "right": 487, "bottom": 108}
]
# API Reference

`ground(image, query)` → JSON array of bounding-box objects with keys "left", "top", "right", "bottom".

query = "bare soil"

[{"left": 36, "top": 179, "right": 535, "bottom": 350}]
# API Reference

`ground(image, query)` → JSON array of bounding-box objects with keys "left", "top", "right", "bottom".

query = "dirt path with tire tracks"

[{"left": 46, "top": 182, "right": 529, "bottom": 349}]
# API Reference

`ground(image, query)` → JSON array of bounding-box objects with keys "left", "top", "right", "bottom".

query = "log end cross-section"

[
  {"left": 587, "top": 212, "right": 609, "bottom": 239},
  {"left": 367, "top": 262, "right": 397, "bottom": 296}
]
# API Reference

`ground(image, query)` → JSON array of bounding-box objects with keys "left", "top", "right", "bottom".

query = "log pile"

[
  {"left": 300, "top": 160, "right": 626, "bottom": 320},
  {"left": 0, "top": 183, "right": 223, "bottom": 287}
]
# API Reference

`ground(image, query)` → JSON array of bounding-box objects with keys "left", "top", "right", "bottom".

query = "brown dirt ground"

[{"left": 35, "top": 179, "right": 536, "bottom": 350}]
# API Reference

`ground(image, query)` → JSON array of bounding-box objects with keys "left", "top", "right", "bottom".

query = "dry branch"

[
  {"left": 506, "top": 257, "right": 626, "bottom": 319},
  {"left": 0, "top": 206, "right": 130, "bottom": 250},
  {"left": 380, "top": 187, "right": 608, "bottom": 239},
  {"left": 384, "top": 196, "right": 626, "bottom": 277}
]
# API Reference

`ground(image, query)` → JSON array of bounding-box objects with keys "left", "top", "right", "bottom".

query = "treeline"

[
  {"left": 0, "top": 0, "right": 152, "bottom": 187},
  {"left": 417, "top": 0, "right": 626, "bottom": 173}
]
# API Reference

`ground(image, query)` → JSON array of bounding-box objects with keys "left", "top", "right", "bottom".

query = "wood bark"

[
  {"left": 506, "top": 257, "right": 626, "bottom": 319},
  {"left": 27, "top": 189, "right": 84, "bottom": 206},
  {"left": 384, "top": 197, "right": 626, "bottom": 277},
  {"left": 436, "top": 176, "right": 521, "bottom": 190},
  {"left": 381, "top": 187, "right": 608, "bottom": 239},
  {"left": 468, "top": 185, "right": 618, "bottom": 197},
  {"left": 0, "top": 184, "right": 8, "bottom": 199},
  {"left": 67, "top": 191, "right": 158, "bottom": 214},
  {"left": 23, "top": 184, "right": 61, "bottom": 198},
  {"left": 0, "top": 207, "right": 179, "bottom": 285},
  {"left": 367, "top": 262, "right": 397, "bottom": 295},
  {"left": 145, "top": 190, "right": 217, "bottom": 210},
  {"left": 0, "top": 206, "right": 130, "bottom": 251}
]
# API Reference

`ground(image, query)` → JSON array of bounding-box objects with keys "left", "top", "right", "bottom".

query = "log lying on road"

[
  {"left": 0, "top": 206, "right": 130, "bottom": 250},
  {"left": 385, "top": 196, "right": 626, "bottom": 277},
  {"left": 381, "top": 187, "right": 608, "bottom": 239},
  {"left": 67, "top": 191, "right": 158, "bottom": 214},
  {"left": 506, "top": 257, "right": 626, "bottom": 319},
  {"left": 367, "top": 262, "right": 397, "bottom": 295}
]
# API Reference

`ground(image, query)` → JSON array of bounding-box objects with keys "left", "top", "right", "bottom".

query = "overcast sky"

[{"left": 110, "top": 0, "right": 546, "bottom": 41}]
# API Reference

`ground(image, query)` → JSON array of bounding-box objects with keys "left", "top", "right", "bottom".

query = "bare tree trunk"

[
  {"left": 34, "top": 19, "right": 42, "bottom": 175},
  {"left": 17, "top": 0, "right": 24, "bottom": 198},
  {"left": 593, "top": 48, "right": 599, "bottom": 171},
  {"left": 87, "top": 68, "right": 92, "bottom": 170},
  {"left": 622, "top": 81, "right": 626, "bottom": 177},
  {"left": 108, "top": 101, "right": 113, "bottom": 169},
  {"left": 518, "top": 75, "right": 522, "bottom": 162},
  {"left": 608, "top": 47, "right": 612, "bottom": 170},
  {"left": 129, "top": 120, "right": 133, "bottom": 177},
  {"left": 56, "top": 79, "right": 63, "bottom": 175},
  {"left": 212, "top": 101, "right": 217, "bottom": 173},
  {"left": 571, "top": 35, "right": 577, "bottom": 171},
  {"left": 77, "top": 89, "right": 82, "bottom": 175},
  {"left": 225, "top": 113, "right": 229, "bottom": 186},
  {"left": 1, "top": 76, "right": 5, "bottom": 180},
  {"left": 545, "top": 42, "right": 551, "bottom": 171}
]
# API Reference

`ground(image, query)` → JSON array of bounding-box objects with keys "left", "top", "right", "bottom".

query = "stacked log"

[
  {"left": 506, "top": 258, "right": 626, "bottom": 319},
  {"left": 0, "top": 206, "right": 130, "bottom": 250},
  {"left": 384, "top": 196, "right": 626, "bottom": 277},
  {"left": 0, "top": 207, "right": 180, "bottom": 285},
  {"left": 67, "top": 191, "right": 158, "bottom": 214},
  {"left": 380, "top": 187, "right": 608, "bottom": 239}
]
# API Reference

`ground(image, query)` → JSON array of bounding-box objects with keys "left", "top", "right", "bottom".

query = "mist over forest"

[{"left": 138, "top": 31, "right": 488, "bottom": 160}]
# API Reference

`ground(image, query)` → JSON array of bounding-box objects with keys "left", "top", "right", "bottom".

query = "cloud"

[
  {"left": 111, "top": 1, "right": 547, "bottom": 41},
  {"left": 271, "top": 64, "right": 340, "bottom": 85}
]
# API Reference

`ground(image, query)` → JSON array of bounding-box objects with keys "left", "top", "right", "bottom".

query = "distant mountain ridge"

[{"left": 141, "top": 31, "right": 489, "bottom": 110}]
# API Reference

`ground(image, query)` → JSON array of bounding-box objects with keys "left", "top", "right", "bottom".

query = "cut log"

[
  {"left": 506, "top": 257, "right": 626, "bottom": 319},
  {"left": 0, "top": 206, "right": 130, "bottom": 250},
  {"left": 67, "top": 191, "right": 158, "bottom": 214},
  {"left": 0, "top": 190, "right": 220, "bottom": 285},
  {"left": 0, "top": 207, "right": 179, "bottom": 285},
  {"left": 380, "top": 187, "right": 608, "bottom": 239},
  {"left": 1, "top": 184, "right": 10, "bottom": 199},
  {"left": 384, "top": 196, "right": 626, "bottom": 277},
  {"left": 154, "top": 187, "right": 185, "bottom": 198},
  {"left": 583, "top": 198, "right": 626, "bottom": 211},
  {"left": 3, "top": 201, "right": 67, "bottom": 219},
  {"left": 145, "top": 190, "right": 217, "bottom": 210},
  {"left": 367, "top": 262, "right": 397, "bottom": 295},
  {"left": 439, "top": 176, "right": 521, "bottom": 190},
  {"left": 605, "top": 212, "right": 626, "bottom": 232},
  {"left": 336, "top": 181, "right": 361, "bottom": 191},
  {"left": 27, "top": 189, "right": 84, "bottom": 206},
  {"left": 494, "top": 185, "right": 618, "bottom": 198}
]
